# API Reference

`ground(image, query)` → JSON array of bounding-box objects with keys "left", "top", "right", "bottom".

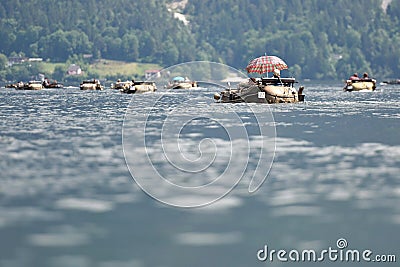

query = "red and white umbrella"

[{"left": 246, "top": 55, "right": 288, "bottom": 74}]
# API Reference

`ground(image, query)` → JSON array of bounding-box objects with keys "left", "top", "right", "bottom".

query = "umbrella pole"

[{"left": 278, "top": 76, "right": 283, "bottom": 86}]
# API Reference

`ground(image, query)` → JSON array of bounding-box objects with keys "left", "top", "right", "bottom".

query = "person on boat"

[
  {"left": 362, "top": 72, "right": 369, "bottom": 80},
  {"left": 273, "top": 69, "right": 280, "bottom": 78},
  {"left": 350, "top": 73, "right": 360, "bottom": 80},
  {"left": 273, "top": 69, "right": 283, "bottom": 85},
  {"left": 43, "top": 78, "right": 50, "bottom": 87}
]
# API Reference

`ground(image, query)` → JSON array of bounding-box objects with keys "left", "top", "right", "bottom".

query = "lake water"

[{"left": 0, "top": 83, "right": 399, "bottom": 267}]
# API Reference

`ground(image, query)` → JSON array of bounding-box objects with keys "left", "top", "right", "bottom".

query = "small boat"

[
  {"left": 112, "top": 80, "right": 134, "bottom": 90},
  {"left": 381, "top": 79, "right": 400, "bottom": 85},
  {"left": 214, "top": 77, "right": 305, "bottom": 104},
  {"left": 43, "top": 82, "right": 63, "bottom": 89},
  {"left": 217, "top": 55, "right": 304, "bottom": 103},
  {"left": 343, "top": 78, "right": 376, "bottom": 91},
  {"left": 15, "top": 81, "right": 43, "bottom": 90},
  {"left": 120, "top": 81, "right": 157, "bottom": 94},
  {"left": 5, "top": 83, "right": 18, "bottom": 89},
  {"left": 166, "top": 76, "right": 197, "bottom": 89},
  {"left": 80, "top": 79, "right": 104, "bottom": 90},
  {"left": 42, "top": 78, "right": 63, "bottom": 88}
]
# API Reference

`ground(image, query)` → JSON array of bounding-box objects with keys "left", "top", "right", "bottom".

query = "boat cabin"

[{"left": 260, "top": 77, "right": 297, "bottom": 87}]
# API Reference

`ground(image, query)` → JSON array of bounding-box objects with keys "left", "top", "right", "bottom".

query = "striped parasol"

[{"left": 246, "top": 55, "right": 288, "bottom": 74}]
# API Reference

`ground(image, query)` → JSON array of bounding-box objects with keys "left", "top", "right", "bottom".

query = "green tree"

[
  {"left": 0, "top": 53, "right": 8, "bottom": 71},
  {"left": 0, "top": 18, "right": 17, "bottom": 53},
  {"left": 122, "top": 33, "right": 140, "bottom": 61},
  {"left": 161, "top": 38, "right": 179, "bottom": 64},
  {"left": 53, "top": 65, "right": 66, "bottom": 81}
]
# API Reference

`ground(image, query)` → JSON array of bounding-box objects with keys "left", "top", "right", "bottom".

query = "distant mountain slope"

[
  {"left": 0, "top": 0, "right": 197, "bottom": 64},
  {"left": 184, "top": 0, "right": 400, "bottom": 79}
]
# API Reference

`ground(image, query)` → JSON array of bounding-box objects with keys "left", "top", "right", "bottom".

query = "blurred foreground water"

[{"left": 0, "top": 83, "right": 399, "bottom": 266}]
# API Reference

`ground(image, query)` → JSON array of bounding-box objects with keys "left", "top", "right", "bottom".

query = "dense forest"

[
  {"left": 184, "top": 0, "right": 400, "bottom": 79},
  {"left": 0, "top": 0, "right": 399, "bottom": 80}
]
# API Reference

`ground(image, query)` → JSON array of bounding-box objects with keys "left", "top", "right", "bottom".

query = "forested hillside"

[
  {"left": 185, "top": 0, "right": 400, "bottom": 79},
  {"left": 0, "top": 0, "right": 196, "bottom": 63},
  {"left": 0, "top": 0, "right": 399, "bottom": 80}
]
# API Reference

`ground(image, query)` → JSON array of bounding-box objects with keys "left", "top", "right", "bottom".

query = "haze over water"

[{"left": 0, "top": 83, "right": 399, "bottom": 266}]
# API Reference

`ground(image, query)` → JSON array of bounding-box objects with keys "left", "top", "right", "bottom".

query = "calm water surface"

[{"left": 0, "top": 83, "right": 399, "bottom": 266}]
